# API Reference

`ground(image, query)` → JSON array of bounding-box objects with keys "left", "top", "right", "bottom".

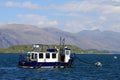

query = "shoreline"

[{"left": 0, "top": 44, "right": 110, "bottom": 54}]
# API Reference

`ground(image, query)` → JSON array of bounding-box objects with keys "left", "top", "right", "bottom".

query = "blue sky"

[{"left": 0, "top": 0, "right": 120, "bottom": 33}]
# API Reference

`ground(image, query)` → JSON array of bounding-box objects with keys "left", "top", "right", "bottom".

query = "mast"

[
  {"left": 59, "top": 37, "right": 65, "bottom": 54},
  {"left": 59, "top": 36, "right": 62, "bottom": 54}
]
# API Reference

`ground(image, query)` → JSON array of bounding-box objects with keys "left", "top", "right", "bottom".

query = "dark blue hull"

[{"left": 18, "top": 59, "right": 74, "bottom": 68}]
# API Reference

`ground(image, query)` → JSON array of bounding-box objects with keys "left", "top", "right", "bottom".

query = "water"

[{"left": 0, "top": 53, "right": 120, "bottom": 80}]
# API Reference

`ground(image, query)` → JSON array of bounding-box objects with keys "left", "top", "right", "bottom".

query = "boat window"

[
  {"left": 46, "top": 53, "right": 50, "bottom": 59},
  {"left": 39, "top": 53, "right": 43, "bottom": 58},
  {"left": 31, "top": 53, "right": 34, "bottom": 59},
  {"left": 35, "top": 54, "right": 37, "bottom": 59},
  {"left": 66, "top": 50, "right": 69, "bottom": 55},
  {"left": 52, "top": 53, "right": 56, "bottom": 58}
]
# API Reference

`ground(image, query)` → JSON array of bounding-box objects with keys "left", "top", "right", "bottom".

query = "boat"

[{"left": 18, "top": 38, "right": 75, "bottom": 68}]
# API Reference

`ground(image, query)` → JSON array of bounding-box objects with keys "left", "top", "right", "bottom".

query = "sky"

[{"left": 0, "top": 0, "right": 120, "bottom": 33}]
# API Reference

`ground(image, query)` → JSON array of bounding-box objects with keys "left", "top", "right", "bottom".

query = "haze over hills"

[
  {"left": 0, "top": 24, "right": 120, "bottom": 52},
  {"left": 78, "top": 30, "right": 120, "bottom": 52}
]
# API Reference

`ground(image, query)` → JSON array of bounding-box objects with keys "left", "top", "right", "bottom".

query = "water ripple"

[{"left": 0, "top": 54, "right": 120, "bottom": 80}]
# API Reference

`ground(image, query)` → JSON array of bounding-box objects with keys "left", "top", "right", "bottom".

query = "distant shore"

[{"left": 0, "top": 44, "right": 110, "bottom": 54}]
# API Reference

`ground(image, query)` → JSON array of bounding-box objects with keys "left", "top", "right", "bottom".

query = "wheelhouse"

[{"left": 27, "top": 51, "right": 59, "bottom": 62}]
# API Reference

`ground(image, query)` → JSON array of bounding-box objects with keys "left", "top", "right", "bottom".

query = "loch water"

[{"left": 0, "top": 53, "right": 120, "bottom": 80}]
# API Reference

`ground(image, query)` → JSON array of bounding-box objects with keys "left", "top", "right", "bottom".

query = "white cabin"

[{"left": 27, "top": 47, "right": 71, "bottom": 63}]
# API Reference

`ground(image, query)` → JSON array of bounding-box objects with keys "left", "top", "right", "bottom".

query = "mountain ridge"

[{"left": 0, "top": 24, "right": 120, "bottom": 52}]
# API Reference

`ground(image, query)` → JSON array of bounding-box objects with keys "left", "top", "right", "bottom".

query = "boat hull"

[{"left": 18, "top": 59, "right": 74, "bottom": 69}]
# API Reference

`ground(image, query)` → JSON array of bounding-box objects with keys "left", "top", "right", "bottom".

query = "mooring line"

[{"left": 75, "top": 56, "right": 102, "bottom": 67}]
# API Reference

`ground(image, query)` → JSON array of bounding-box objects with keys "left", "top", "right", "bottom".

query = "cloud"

[
  {"left": 62, "top": 21, "right": 87, "bottom": 32},
  {"left": 50, "top": 1, "right": 99, "bottom": 12},
  {"left": 50, "top": 0, "right": 120, "bottom": 13},
  {"left": 112, "top": 0, "right": 120, "bottom": 2},
  {"left": 102, "top": 5, "right": 120, "bottom": 15},
  {"left": 17, "top": 14, "right": 47, "bottom": 20},
  {"left": 38, "top": 20, "right": 58, "bottom": 27},
  {"left": 17, "top": 14, "right": 58, "bottom": 27},
  {"left": 1, "top": 0, "right": 119, "bottom": 32},
  {"left": 2, "top": 1, "right": 40, "bottom": 9},
  {"left": 49, "top": 0, "right": 120, "bottom": 32}
]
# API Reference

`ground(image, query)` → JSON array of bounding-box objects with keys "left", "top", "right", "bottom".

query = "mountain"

[
  {"left": 78, "top": 30, "right": 120, "bottom": 52},
  {"left": 0, "top": 24, "right": 93, "bottom": 48},
  {"left": 0, "top": 24, "right": 120, "bottom": 52}
]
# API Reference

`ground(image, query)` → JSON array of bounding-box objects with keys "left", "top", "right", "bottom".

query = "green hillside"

[{"left": 0, "top": 44, "right": 109, "bottom": 54}]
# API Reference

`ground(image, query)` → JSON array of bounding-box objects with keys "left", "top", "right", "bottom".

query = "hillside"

[
  {"left": 0, "top": 24, "right": 120, "bottom": 52},
  {"left": 0, "top": 24, "right": 95, "bottom": 49},
  {"left": 0, "top": 45, "right": 105, "bottom": 54}
]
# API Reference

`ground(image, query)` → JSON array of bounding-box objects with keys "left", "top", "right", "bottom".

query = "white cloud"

[
  {"left": 50, "top": 0, "right": 120, "bottom": 13},
  {"left": 38, "top": 20, "right": 58, "bottom": 27},
  {"left": 47, "top": 20, "right": 58, "bottom": 26},
  {"left": 63, "top": 21, "right": 86, "bottom": 32},
  {"left": 102, "top": 5, "right": 120, "bottom": 15},
  {"left": 50, "top": 0, "right": 120, "bottom": 32},
  {"left": 2, "top": 1, "right": 40, "bottom": 9},
  {"left": 50, "top": 1, "right": 100, "bottom": 12},
  {"left": 99, "top": 16, "right": 107, "bottom": 21},
  {"left": 2, "top": 0, "right": 119, "bottom": 32},
  {"left": 37, "top": 21, "right": 45, "bottom": 25},
  {"left": 17, "top": 14, "right": 47, "bottom": 21},
  {"left": 17, "top": 14, "right": 58, "bottom": 28},
  {"left": 112, "top": 0, "right": 120, "bottom": 2}
]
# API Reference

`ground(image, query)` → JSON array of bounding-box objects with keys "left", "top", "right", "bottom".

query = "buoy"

[
  {"left": 114, "top": 56, "right": 117, "bottom": 59},
  {"left": 95, "top": 62, "right": 102, "bottom": 67}
]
